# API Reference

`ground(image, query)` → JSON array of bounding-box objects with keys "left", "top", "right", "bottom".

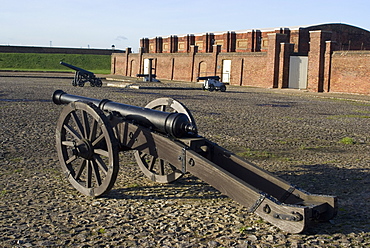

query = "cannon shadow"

[{"left": 105, "top": 174, "right": 228, "bottom": 201}]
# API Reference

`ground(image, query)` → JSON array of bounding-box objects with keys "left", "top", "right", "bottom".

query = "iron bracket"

[
  {"left": 179, "top": 147, "right": 187, "bottom": 173},
  {"left": 249, "top": 193, "right": 266, "bottom": 213}
]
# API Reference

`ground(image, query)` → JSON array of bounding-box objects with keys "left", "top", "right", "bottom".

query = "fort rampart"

[{"left": 0, "top": 45, "right": 124, "bottom": 55}]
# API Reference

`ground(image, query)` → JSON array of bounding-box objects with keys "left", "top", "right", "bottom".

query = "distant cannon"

[
  {"left": 136, "top": 74, "right": 160, "bottom": 82},
  {"left": 60, "top": 61, "right": 102, "bottom": 87},
  {"left": 136, "top": 58, "right": 160, "bottom": 82},
  {"left": 197, "top": 76, "right": 226, "bottom": 92}
]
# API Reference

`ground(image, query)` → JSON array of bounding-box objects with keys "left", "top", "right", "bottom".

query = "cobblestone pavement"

[{"left": 0, "top": 73, "right": 369, "bottom": 247}]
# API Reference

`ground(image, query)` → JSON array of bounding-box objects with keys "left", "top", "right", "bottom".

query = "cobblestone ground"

[{"left": 0, "top": 73, "right": 369, "bottom": 247}]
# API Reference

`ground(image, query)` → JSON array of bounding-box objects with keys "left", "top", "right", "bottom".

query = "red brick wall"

[
  {"left": 113, "top": 49, "right": 370, "bottom": 95},
  {"left": 240, "top": 53, "right": 269, "bottom": 87},
  {"left": 153, "top": 53, "right": 194, "bottom": 81},
  {"left": 172, "top": 54, "right": 194, "bottom": 81},
  {"left": 154, "top": 54, "right": 174, "bottom": 79},
  {"left": 113, "top": 23, "right": 370, "bottom": 95},
  {"left": 193, "top": 53, "right": 214, "bottom": 78},
  {"left": 111, "top": 55, "right": 126, "bottom": 75},
  {"left": 330, "top": 51, "right": 370, "bottom": 94},
  {"left": 112, "top": 50, "right": 270, "bottom": 87}
]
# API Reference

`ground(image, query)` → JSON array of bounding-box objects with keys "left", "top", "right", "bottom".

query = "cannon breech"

[{"left": 52, "top": 90, "right": 337, "bottom": 233}]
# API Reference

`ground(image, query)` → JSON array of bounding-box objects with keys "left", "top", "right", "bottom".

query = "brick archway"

[{"left": 198, "top": 61, "right": 207, "bottom": 77}]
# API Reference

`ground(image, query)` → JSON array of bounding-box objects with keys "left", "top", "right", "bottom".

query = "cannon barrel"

[
  {"left": 60, "top": 61, "right": 93, "bottom": 75},
  {"left": 52, "top": 90, "right": 197, "bottom": 138},
  {"left": 197, "top": 76, "right": 220, "bottom": 81}
]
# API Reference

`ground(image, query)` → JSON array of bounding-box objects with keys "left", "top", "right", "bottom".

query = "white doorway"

[
  {"left": 288, "top": 56, "right": 308, "bottom": 89},
  {"left": 222, "top": 60, "right": 231, "bottom": 83},
  {"left": 143, "top": 59, "right": 150, "bottom": 74}
]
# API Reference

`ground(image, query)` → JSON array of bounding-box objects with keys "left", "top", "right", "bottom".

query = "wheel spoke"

[
  {"left": 71, "top": 111, "right": 85, "bottom": 138},
  {"left": 134, "top": 142, "right": 151, "bottom": 152},
  {"left": 62, "top": 141, "right": 75, "bottom": 147},
  {"left": 75, "top": 159, "right": 87, "bottom": 180},
  {"left": 92, "top": 133, "right": 105, "bottom": 147},
  {"left": 63, "top": 124, "right": 81, "bottom": 140},
  {"left": 91, "top": 160, "right": 102, "bottom": 186},
  {"left": 65, "top": 155, "right": 78, "bottom": 165},
  {"left": 93, "top": 155, "right": 108, "bottom": 175},
  {"left": 82, "top": 110, "right": 90, "bottom": 139},
  {"left": 89, "top": 119, "right": 98, "bottom": 141},
  {"left": 148, "top": 156, "right": 156, "bottom": 171},
  {"left": 126, "top": 127, "right": 142, "bottom": 148},
  {"left": 94, "top": 148, "right": 109, "bottom": 157},
  {"left": 87, "top": 161, "right": 92, "bottom": 188}
]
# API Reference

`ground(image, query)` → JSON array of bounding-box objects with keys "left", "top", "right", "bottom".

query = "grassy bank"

[{"left": 0, "top": 53, "right": 111, "bottom": 74}]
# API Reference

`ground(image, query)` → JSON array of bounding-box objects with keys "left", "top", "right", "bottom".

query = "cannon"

[
  {"left": 60, "top": 61, "right": 102, "bottom": 87},
  {"left": 197, "top": 76, "right": 226, "bottom": 92},
  {"left": 136, "top": 74, "right": 160, "bottom": 82},
  {"left": 52, "top": 90, "right": 337, "bottom": 233}
]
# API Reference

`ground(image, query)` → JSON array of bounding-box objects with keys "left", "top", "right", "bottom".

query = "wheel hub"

[{"left": 72, "top": 139, "right": 94, "bottom": 160}]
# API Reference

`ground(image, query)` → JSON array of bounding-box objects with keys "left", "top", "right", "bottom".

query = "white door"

[
  {"left": 222, "top": 60, "right": 231, "bottom": 83},
  {"left": 143, "top": 59, "right": 150, "bottom": 74},
  {"left": 288, "top": 56, "right": 308, "bottom": 89}
]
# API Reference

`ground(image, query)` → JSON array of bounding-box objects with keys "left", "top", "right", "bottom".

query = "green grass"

[
  {"left": 0, "top": 190, "right": 8, "bottom": 197},
  {"left": 0, "top": 53, "right": 111, "bottom": 74},
  {"left": 127, "top": 183, "right": 141, "bottom": 188},
  {"left": 339, "top": 137, "right": 356, "bottom": 145}
]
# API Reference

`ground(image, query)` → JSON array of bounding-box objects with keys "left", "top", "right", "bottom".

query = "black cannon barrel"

[
  {"left": 52, "top": 90, "right": 197, "bottom": 138},
  {"left": 60, "top": 61, "right": 94, "bottom": 75},
  {"left": 197, "top": 76, "right": 220, "bottom": 81}
]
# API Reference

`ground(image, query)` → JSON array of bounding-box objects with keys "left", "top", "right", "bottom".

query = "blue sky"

[{"left": 1, "top": 0, "right": 369, "bottom": 52}]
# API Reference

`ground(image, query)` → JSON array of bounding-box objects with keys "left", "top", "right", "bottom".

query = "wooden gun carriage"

[
  {"left": 52, "top": 90, "right": 337, "bottom": 233},
  {"left": 60, "top": 62, "right": 102, "bottom": 87}
]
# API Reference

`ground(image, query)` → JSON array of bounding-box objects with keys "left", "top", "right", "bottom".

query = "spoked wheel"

[
  {"left": 134, "top": 98, "right": 197, "bottom": 183},
  {"left": 56, "top": 101, "right": 119, "bottom": 197},
  {"left": 93, "top": 78, "right": 103, "bottom": 87}
]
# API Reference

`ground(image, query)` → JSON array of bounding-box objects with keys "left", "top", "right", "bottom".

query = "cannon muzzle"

[{"left": 52, "top": 90, "right": 197, "bottom": 138}]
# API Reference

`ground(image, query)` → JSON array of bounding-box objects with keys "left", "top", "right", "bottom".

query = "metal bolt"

[
  {"left": 188, "top": 158, "right": 195, "bottom": 166},
  {"left": 263, "top": 204, "right": 271, "bottom": 214}
]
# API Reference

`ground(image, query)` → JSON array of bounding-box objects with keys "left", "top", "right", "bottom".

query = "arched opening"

[
  {"left": 129, "top": 60, "right": 136, "bottom": 77},
  {"left": 198, "top": 61, "right": 207, "bottom": 77}
]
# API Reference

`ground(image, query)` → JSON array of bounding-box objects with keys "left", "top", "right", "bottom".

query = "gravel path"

[{"left": 0, "top": 73, "right": 369, "bottom": 247}]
